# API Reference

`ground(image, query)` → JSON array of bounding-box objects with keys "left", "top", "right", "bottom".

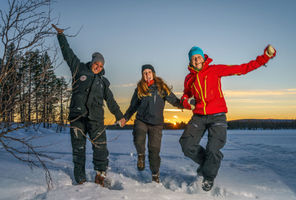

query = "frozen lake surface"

[{"left": 0, "top": 128, "right": 296, "bottom": 200}]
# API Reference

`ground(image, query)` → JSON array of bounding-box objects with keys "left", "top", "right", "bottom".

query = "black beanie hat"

[{"left": 141, "top": 64, "right": 155, "bottom": 73}]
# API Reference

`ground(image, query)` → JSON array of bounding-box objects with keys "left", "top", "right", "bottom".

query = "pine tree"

[
  {"left": 32, "top": 50, "right": 43, "bottom": 124},
  {"left": 0, "top": 43, "right": 19, "bottom": 125},
  {"left": 56, "top": 76, "right": 68, "bottom": 132}
]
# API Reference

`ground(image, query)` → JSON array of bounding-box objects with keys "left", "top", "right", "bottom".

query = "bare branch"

[{"left": 0, "top": 0, "right": 61, "bottom": 190}]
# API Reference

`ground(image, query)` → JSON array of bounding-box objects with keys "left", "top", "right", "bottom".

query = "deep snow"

[{"left": 0, "top": 127, "right": 296, "bottom": 200}]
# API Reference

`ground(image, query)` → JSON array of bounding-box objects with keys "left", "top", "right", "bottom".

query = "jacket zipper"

[
  {"left": 85, "top": 75, "right": 96, "bottom": 112},
  {"left": 205, "top": 76, "right": 207, "bottom": 99},
  {"left": 196, "top": 74, "right": 207, "bottom": 115},
  {"left": 193, "top": 84, "right": 201, "bottom": 99},
  {"left": 218, "top": 78, "right": 223, "bottom": 98}
]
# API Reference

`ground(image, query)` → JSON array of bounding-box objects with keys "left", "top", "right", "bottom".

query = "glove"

[
  {"left": 264, "top": 45, "right": 276, "bottom": 58},
  {"left": 181, "top": 96, "right": 195, "bottom": 110},
  {"left": 51, "top": 24, "right": 64, "bottom": 34}
]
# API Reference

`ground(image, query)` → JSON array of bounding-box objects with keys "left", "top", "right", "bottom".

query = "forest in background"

[{"left": 107, "top": 119, "right": 296, "bottom": 130}]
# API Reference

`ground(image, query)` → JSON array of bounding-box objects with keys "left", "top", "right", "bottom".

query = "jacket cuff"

[
  {"left": 57, "top": 33, "right": 67, "bottom": 46},
  {"left": 181, "top": 94, "right": 189, "bottom": 102},
  {"left": 57, "top": 33, "right": 65, "bottom": 39},
  {"left": 262, "top": 53, "right": 271, "bottom": 62},
  {"left": 123, "top": 115, "right": 129, "bottom": 122},
  {"left": 115, "top": 112, "right": 124, "bottom": 121}
]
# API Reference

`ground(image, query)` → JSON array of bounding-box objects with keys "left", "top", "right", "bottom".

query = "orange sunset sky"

[{"left": 103, "top": 88, "right": 296, "bottom": 125}]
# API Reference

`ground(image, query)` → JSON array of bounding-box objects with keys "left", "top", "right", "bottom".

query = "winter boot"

[
  {"left": 202, "top": 178, "right": 214, "bottom": 191},
  {"left": 95, "top": 171, "right": 106, "bottom": 187},
  {"left": 152, "top": 172, "right": 160, "bottom": 183},
  {"left": 137, "top": 154, "right": 145, "bottom": 171},
  {"left": 77, "top": 179, "right": 86, "bottom": 185}
]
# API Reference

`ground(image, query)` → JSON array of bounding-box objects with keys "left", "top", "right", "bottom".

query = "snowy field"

[{"left": 0, "top": 127, "right": 296, "bottom": 200}]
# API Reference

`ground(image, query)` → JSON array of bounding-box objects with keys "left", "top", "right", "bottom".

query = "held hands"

[
  {"left": 117, "top": 118, "right": 126, "bottom": 127},
  {"left": 51, "top": 24, "right": 64, "bottom": 34},
  {"left": 181, "top": 96, "right": 195, "bottom": 110},
  {"left": 265, "top": 45, "right": 276, "bottom": 58}
]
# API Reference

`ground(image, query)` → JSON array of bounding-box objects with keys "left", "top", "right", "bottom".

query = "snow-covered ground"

[{"left": 0, "top": 127, "right": 296, "bottom": 200}]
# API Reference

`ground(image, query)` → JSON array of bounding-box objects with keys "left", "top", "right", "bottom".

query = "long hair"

[{"left": 137, "top": 72, "right": 171, "bottom": 99}]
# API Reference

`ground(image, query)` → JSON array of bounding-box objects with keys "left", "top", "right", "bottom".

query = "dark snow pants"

[
  {"left": 70, "top": 117, "right": 108, "bottom": 183},
  {"left": 179, "top": 113, "right": 227, "bottom": 181},
  {"left": 132, "top": 119, "right": 163, "bottom": 174}
]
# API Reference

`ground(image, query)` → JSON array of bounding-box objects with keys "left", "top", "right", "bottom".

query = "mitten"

[{"left": 265, "top": 45, "right": 276, "bottom": 58}]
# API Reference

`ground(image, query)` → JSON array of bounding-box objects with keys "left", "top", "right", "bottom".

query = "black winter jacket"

[
  {"left": 57, "top": 34, "right": 123, "bottom": 122},
  {"left": 124, "top": 84, "right": 183, "bottom": 125}
]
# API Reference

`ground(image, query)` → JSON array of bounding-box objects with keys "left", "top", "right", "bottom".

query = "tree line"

[
  {"left": 0, "top": 43, "right": 70, "bottom": 130},
  {"left": 107, "top": 120, "right": 296, "bottom": 130},
  {"left": 227, "top": 119, "right": 296, "bottom": 130}
]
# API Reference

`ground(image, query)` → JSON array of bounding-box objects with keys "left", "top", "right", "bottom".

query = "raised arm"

[
  {"left": 52, "top": 24, "right": 80, "bottom": 75},
  {"left": 214, "top": 45, "right": 276, "bottom": 77}
]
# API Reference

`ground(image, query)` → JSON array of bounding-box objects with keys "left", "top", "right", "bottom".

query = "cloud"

[
  {"left": 111, "top": 83, "right": 136, "bottom": 88},
  {"left": 115, "top": 98, "right": 132, "bottom": 104},
  {"left": 286, "top": 88, "right": 296, "bottom": 92},
  {"left": 173, "top": 92, "right": 184, "bottom": 96},
  {"left": 224, "top": 89, "right": 296, "bottom": 97},
  {"left": 164, "top": 109, "right": 183, "bottom": 112},
  {"left": 227, "top": 98, "right": 275, "bottom": 104},
  {"left": 170, "top": 89, "right": 296, "bottom": 97}
]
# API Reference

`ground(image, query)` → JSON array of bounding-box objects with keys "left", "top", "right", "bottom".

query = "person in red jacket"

[{"left": 179, "top": 45, "right": 276, "bottom": 191}]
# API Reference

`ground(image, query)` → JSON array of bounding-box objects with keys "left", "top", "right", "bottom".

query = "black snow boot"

[
  {"left": 137, "top": 154, "right": 145, "bottom": 171},
  {"left": 77, "top": 179, "right": 86, "bottom": 185},
  {"left": 202, "top": 178, "right": 214, "bottom": 191}
]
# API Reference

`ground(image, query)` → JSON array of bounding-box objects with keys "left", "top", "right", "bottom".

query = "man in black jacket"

[{"left": 52, "top": 24, "right": 125, "bottom": 186}]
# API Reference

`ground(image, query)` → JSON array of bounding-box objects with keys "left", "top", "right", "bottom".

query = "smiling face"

[
  {"left": 190, "top": 54, "right": 204, "bottom": 70},
  {"left": 91, "top": 61, "right": 104, "bottom": 74},
  {"left": 143, "top": 69, "right": 153, "bottom": 82}
]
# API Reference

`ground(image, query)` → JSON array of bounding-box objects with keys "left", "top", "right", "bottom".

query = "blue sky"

[{"left": 2, "top": 0, "right": 296, "bottom": 122}]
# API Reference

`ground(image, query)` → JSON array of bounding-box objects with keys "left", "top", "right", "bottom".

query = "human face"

[
  {"left": 143, "top": 69, "right": 153, "bottom": 82},
  {"left": 190, "top": 54, "right": 204, "bottom": 70},
  {"left": 91, "top": 61, "right": 104, "bottom": 74}
]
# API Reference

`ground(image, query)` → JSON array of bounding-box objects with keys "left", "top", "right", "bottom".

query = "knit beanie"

[
  {"left": 141, "top": 64, "right": 155, "bottom": 73},
  {"left": 188, "top": 46, "right": 205, "bottom": 61},
  {"left": 91, "top": 52, "right": 105, "bottom": 65}
]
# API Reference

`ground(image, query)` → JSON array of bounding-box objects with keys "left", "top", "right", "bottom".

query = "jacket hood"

[
  {"left": 87, "top": 62, "right": 105, "bottom": 76},
  {"left": 188, "top": 54, "right": 213, "bottom": 74}
]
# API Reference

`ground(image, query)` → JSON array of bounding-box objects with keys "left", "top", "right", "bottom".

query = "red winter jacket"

[{"left": 182, "top": 53, "right": 271, "bottom": 115}]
